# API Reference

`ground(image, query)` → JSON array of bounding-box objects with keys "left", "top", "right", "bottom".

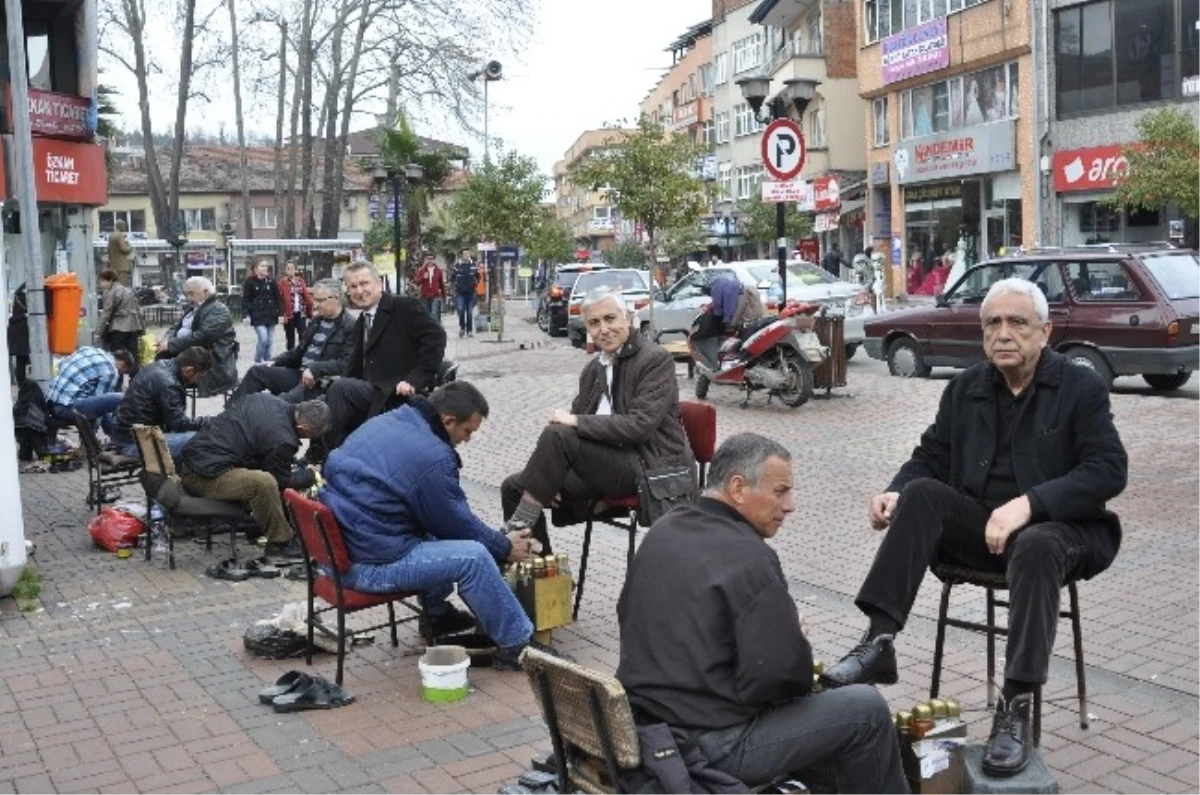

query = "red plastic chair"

[
  {"left": 678, "top": 400, "right": 716, "bottom": 489},
  {"left": 282, "top": 489, "right": 427, "bottom": 685}
]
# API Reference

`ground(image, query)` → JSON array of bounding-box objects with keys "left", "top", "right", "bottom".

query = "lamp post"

[
  {"left": 722, "top": 213, "right": 734, "bottom": 262},
  {"left": 735, "top": 76, "right": 819, "bottom": 306},
  {"left": 468, "top": 60, "right": 503, "bottom": 163},
  {"left": 372, "top": 162, "right": 424, "bottom": 293}
]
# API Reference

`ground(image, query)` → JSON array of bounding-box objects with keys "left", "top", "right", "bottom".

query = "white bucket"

[{"left": 419, "top": 645, "right": 470, "bottom": 703}]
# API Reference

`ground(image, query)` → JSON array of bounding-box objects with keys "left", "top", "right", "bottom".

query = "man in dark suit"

[{"left": 320, "top": 260, "right": 446, "bottom": 452}]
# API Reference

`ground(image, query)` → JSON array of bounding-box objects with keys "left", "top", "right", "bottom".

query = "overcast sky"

[{"left": 103, "top": 0, "right": 711, "bottom": 183}]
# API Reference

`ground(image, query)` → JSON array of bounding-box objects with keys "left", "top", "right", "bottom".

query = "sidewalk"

[{"left": 1, "top": 303, "right": 1196, "bottom": 793}]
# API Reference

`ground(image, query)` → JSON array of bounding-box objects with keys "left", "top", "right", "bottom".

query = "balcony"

[{"left": 765, "top": 35, "right": 824, "bottom": 77}]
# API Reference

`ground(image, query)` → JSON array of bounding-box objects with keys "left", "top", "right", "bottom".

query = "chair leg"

[
  {"left": 1069, "top": 582, "right": 1088, "bottom": 731},
  {"left": 1033, "top": 686, "right": 1042, "bottom": 747},
  {"left": 626, "top": 515, "right": 636, "bottom": 570},
  {"left": 167, "top": 526, "right": 175, "bottom": 570},
  {"left": 305, "top": 580, "right": 316, "bottom": 668},
  {"left": 387, "top": 602, "right": 399, "bottom": 648},
  {"left": 573, "top": 515, "right": 595, "bottom": 620},
  {"left": 986, "top": 587, "right": 996, "bottom": 710},
  {"left": 930, "top": 580, "right": 953, "bottom": 699},
  {"left": 336, "top": 607, "right": 347, "bottom": 687}
]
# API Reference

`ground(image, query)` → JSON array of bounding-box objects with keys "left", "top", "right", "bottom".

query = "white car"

[
  {"left": 635, "top": 260, "right": 875, "bottom": 357},
  {"left": 566, "top": 269, "right": 653, "bottom": 348}
]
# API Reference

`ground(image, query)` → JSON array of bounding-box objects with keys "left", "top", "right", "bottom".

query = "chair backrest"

[
  {"left": 678, "top": 400, "right": 716, "bottom": 488},
  {"left": 522, "top": 646, "right": 640, "bottom": 791},
  {"left": 132, "top": 424, "right": 175, "bottom": 478},
  {"left": 282, "top": 489, "right": 354, "bottom": 574}
]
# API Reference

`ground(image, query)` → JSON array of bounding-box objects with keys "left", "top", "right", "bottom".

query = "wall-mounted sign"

[
  {"left": 881, "top": 17, "right": 949, "bottom": 85},
  {"left": 870, "top": 162, "right": 890, "bottom": 184},
  {"left": 813, "top": 176, "right": 840, "bottom": 211},
  {"left": 7, "top": 88, "right": 94, "bottom": 140},
  {"left": 1052, "top": 144, "right": 1130, "bottom": 192},
  {"left": 1183, "top": 75, "right": 1200, "bottom": 97},
  {"left": 762, "top": 179, "right": 811, "bottom": 204},
  {"left": 28, "top": 138, "right": 108, "bottom": 205},
  {"left": 892, "top": 121, "right": 1015, "bottom": 184},
  {"left": 813, "top": 211, "right": 839, "bottom": 233},
  {"left": 903, "top": 183, "right": 963, "bottom": 202}
]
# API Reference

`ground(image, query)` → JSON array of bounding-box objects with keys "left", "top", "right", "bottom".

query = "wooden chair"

[
  {"left": 572, "top": 400, "right": 717, "bottom": 620},
  {"left": 131, "top": 424, "right": 254, "bottom": 568},
  {"left": 282, "top": 489, "right": 428, "bottom": 686},
  {"left": 72, "top": 412, "right": 140, "bottom": 515},
  {"left": 929, "top": 563, "right": 1088, "bottom": 746}
]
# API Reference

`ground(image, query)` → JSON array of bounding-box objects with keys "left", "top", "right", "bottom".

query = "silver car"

[
  {"left": 566, "top": 269, "right": 652, "bottom": 348},
  {"left": 635, "top": 260, "right": 875, "bottom": 357}
]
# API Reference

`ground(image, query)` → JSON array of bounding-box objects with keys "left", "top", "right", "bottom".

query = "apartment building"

[
  {"left": 639, "top": 21, "right": 714, "bottom": 150},
  {"left": 857, "top": 0, "right": 1036, "bottom": 295},
  {"left": 553, "top": 129, "right": 636, "bottom": 256}
]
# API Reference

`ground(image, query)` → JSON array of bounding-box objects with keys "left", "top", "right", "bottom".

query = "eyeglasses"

[{"left": 315, "top": 295, "right": 340, "bottom": 303}]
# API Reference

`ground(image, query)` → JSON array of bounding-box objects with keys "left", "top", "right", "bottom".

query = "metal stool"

[{"left": 929, "top": 563, "right": 1088, "bottom": 746}]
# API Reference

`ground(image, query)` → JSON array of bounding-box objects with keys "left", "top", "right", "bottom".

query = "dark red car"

[{"left": 863, "top": 245, "right": 1199, "bottom": 390}]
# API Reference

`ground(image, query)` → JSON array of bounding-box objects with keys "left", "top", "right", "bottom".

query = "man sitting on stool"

[
  {"left": 617, "top": 433, "right": 906, "bottom": 793},
  {"left": 45, "top": 346, "right": 136, "bottom": 432},
  {"left": 179, "top": 395, "right": 329, "bottom": 560},
  {"left": 111, "top": 346, "right": 213, "bottom": 464},
  {"left": 820, "top": 278, "right": 1127, "bottom": 777},
  {"left": 228, "top": 279, "right": 355, "bottom": 404},
  {"left": 501, "top": 287, "right": 693, "bottom": 553}
]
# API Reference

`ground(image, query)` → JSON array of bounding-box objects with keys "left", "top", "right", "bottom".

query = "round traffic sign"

[{"left": 761, "top": 118, "right": 806, "bottom": 181}]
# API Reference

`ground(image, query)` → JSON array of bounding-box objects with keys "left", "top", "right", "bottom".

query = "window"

[
  {"left": 872, "top": 97, "right": 889, "bottom": 146},
  {"left": 808, "top": 105, "right": 827, "bottom": 148},
  {"left": 1183, "top": 0, "right": 1199, "bottom": 82},
  {"left": 1066, "top": 261, "right": 1141, "bottom": 301},
  {"left": 715, "top": 111, "right": 731, "bottom": 143},
  {"left": 702, "top": 119, "right": 714, "bottom": 147},
  {"left": 184, "top": 207, "right": 217, "bottom": 231},
  {"left": 866, "top": 0, "right": 986, "bottom": 42},
  {"left": 808, "top": 13, "right": 822, "bottom": 54},
  {"left": 714, "top": 52, "right": 729, "bottom": 86},
  {"left": 1056, "top": 0, "right": 1178, "bottom": 116},
  {"left": 250, "top": 206, "right": 277, "bottom": 230},
  {"left": 688, "top": 75, "right": 697, "bottom": 101},
  {"left": 98, "top": 210, "right": 147, "bottom": 234},
  {"left": 717, "top": 162, "right": 732, "bottom": 203},
  {"left": 26, "top": 32, "right": 52, "bottom": 91},
  {"left": 701, "top": 63, "right": 715, "bottom": 96},
  {"left": 732, "top": 33, "right": 763, "bottom": 74},
  {"left": 899, "top": 61, "right": 1019, "bottom": 139},
  {"left": 734, "top": 103, "right": 753, "bottom": 137},
  {"left": 736, "top": 166, "right": 764, "bottom": 199}
]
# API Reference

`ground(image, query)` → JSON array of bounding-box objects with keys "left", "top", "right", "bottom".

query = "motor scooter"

[{"left": 689, "top": 302, "right": 828, "bottom": 408}]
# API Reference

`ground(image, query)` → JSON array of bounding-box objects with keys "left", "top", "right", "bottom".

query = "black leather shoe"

[
  {"left": 982, "top": 693, "right": 1033, "bottom": 777},
  {"left": 819, "top": 633, "right": 898, "bottom": 688},
  {"left": 264, "top": 537, "right": 305, "bottom": 561},
  {"left": 421, "top": 605, "right": 478, "bottom": 639}
]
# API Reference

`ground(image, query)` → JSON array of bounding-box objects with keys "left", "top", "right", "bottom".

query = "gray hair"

[
  {"left": 580, "top": 286, "right": 625, "bottom": 315},
  {"left": 313, "top": 278, "right": 342, "bottom": 298},
  {"left": 294, "top": 400, "right": 332, "bottom": 435},
  {"left": 982, "top": 278, "right": 1049, "bottom": 324},
  {"left": 345, "top": 259, "right": 381, "bottom": 281},
  {"left": 706, "top": 433, "right": 792, "bottom": 491},
  {"left": 184, "top": 276, "right": 215, "bottom": 296}
]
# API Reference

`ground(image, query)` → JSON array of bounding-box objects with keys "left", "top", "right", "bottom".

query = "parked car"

[
  {"left": 634, "top": 260, "right": 875, "bottom": 358},
  {"left": 566, "top": 269, "right": 652, "bottom": 348},
  {"left": 862, "top": 245, "right": 1199, "bottom": 390},
  {"left": 537, "top": 263, "right": 610, "bottom": 337}
]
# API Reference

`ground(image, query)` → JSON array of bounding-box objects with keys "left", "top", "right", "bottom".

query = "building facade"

[
  {"left": 639, "top": 21, "right": 714, "bottom": 151},
  {"left": 858, "top": 0, "right": 1035, "bottom": 296},
  {"left": 553, "top": 129, "right": 636, "bottom": 257}
]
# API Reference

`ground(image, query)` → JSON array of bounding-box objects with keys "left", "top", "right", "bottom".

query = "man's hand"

[
  {"left": 550, "top": 409, "right": 577, "bottom": 427},
  {"left": 155, "top": 336, "right": 168, "bottom": 352},
  {"left": 395, "top": 381, "right": 415, "bottom": 397},
  {"left": 504, "top": 528, "right": 537, "bottom": 563},
  {"left": 869, "top": 492, "right": 900, "bottom": 530},
  {"left": 301, "top": 369, "right": 316, "bottom": 388},
  {"left": 986, "top": 496, "right": 1031, "bottom": 555}
]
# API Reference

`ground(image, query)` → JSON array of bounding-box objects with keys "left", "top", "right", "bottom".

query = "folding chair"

[{"left": 73, "top": 412, "right": 140, "bottom": 515}]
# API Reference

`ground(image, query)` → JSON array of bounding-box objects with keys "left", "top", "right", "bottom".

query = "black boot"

[
  {"left": 982, "top": 693, "right": 1033, "bottom": 777},
  {"left": 820, "top": 633, "right": 898, "bottom": 688}
]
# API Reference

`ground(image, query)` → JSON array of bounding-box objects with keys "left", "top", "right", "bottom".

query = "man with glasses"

[{"left": 228, "top": 279, "right": 356, "bottom": 404}]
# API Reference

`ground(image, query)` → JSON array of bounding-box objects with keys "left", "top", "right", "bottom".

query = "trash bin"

[
  {"left": 45, "top": 273, "right": 83, "bottom": 355},
  {"left": 813, "top": 313, "right": 847, "bottom": 390}
]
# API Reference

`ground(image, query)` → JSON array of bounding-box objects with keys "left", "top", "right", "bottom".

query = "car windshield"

[
  {"left": 1140, "top": 252, "right": 1199, "bottom": 300},
  {"left": 747, "top": 262, "right": 837, "bottom": 287},
  {"left": 552, "top": 270, "right": 589, "bottom": 290},
  {"left": 573, "top": 270, "right": 648, "bottom": 298}
]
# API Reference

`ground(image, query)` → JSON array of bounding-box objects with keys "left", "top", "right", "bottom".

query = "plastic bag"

[
  {"left": 87, "top": 508, "right": 146, "bottom": 552},
  {"left": 137, "top": 332, "right": 157, "bottom": 366},
  {"left": 243, "top": 624, "right": 309, "bottom": 659}
]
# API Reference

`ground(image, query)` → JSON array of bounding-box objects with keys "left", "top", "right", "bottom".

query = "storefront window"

[
  {"left": 903, "top": 181, "right": 980, "bottom": 284},
  {"left": 1061, "top": 200, "right": 1166, "bottom": 246},
  {"left": 1183, "top": 0, "right": 1199, "bottom": 80},
  {"left": 900, "top": 62, "right": 1019, "bottom": 139}
]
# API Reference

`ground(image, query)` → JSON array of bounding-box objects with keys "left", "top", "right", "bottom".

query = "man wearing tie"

[{"left": 319, "top": 260, "right": 447, "bottom": 455}]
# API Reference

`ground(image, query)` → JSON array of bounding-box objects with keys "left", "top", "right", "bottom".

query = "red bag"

[{"left": 87, "top": 508, "right": 146, "bottom": 552}]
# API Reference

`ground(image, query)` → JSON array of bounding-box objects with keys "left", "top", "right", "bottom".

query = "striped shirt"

[{"left": 46, "top": 347, "right": 120, "bottom": 407}]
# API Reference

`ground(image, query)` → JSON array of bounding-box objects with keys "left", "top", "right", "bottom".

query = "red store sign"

[
  {"left": 1052, "top": 144, "right": 1130, "bottom": 193},
  {"left": 30, "top": 138, "right": 109, "bottom": 205},
  {"left": 813, "top": 175, "right": 840, "bottom": 211},
  {"left": 6, "top": 88, "right": 94, "bottom": 140}
]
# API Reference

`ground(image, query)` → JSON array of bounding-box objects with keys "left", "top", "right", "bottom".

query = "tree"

[
  {"left": 449, "top": 149, "right": 546, "bottom": 251},
  {"left": 227, "top": 0, "right": 252, "bottom": 241},
  {"left": 739, "top": 194, "right": 813, "bottom": 252},
  {"left": 604, "top": 239, "right": 647, "bottom": 268},
  {"left": 1110, "top": 107, "right": 1199, "bottom": 220},
  {"left": 660, "top": 222, "right": 707, "bottom": 263},
  {"left": 525, "top": 211, "right": 576, "bottom": 267}
]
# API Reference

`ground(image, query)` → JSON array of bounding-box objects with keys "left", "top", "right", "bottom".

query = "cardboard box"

[
  {"left": 516, "top": 575, "right": 573, "bottom": 632},
  {"left": 900, "top": 721, "right": 967, "bottom": 794}
]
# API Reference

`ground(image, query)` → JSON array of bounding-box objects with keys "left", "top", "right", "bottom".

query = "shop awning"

[
  {"left": 229, "top": 237, "right": 363, "bottom": 253},
  {"left": 90, "top": 238, "right": 217, "bottom": 255}
]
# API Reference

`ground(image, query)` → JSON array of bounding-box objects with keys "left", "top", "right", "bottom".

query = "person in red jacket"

[
  {"left": 415, "top": 251, "right": 446, "bottom": 322},
  {"left": 278, "top": 261, "right": 314, "bottom": 351}
]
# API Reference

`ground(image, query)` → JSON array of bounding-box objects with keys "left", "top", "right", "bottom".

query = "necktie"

[{"left": 364, "top": 312, "right": 374, "bottom": 332}]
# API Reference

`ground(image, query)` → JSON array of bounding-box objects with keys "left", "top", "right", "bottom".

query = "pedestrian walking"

[
  {"left": 450, "top": 249, "right": 479, "bottom": 338},
  {"left": 242, "top": 260, "right": 283, "bottom": 363},
  {"left": 107, "top": 220, "right": 134, "bottom": 285},
  {"left": 415, "top": 252, "right": 446, "bottom": 323},
  {"left": 98, "top": 269, "right": 144, "bottom": 363},
  {"left": 278, "top": 261, "right": 314, "bottom": 351},
  {"left": 8, "top": 283, "right": 29, "bottom": 386},
  {"left": 822, "top": 242, "right": 847, "bottom": 278}
]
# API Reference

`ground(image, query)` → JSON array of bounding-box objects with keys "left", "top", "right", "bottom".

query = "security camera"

[{"left": 484, "top": 60, "right": 502, "bottom": 80}]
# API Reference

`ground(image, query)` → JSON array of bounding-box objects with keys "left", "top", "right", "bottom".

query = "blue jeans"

[
  {"left": 455, "top": 293, "right": 476, "bottom": 333},
  {"left": 344, "top": 540, "right": 532, "bottom": 649},
  {"left": 112, "top": 429, "right": 196, "bottom": 468},
  {"left": 50, "top": 393, "right": 124, "bottom": 434},
  {"left": 422, "top": 297, "right": 443, "bottom": 323},
  {"left": 253, "top": 325, "right": 274, "bottom": 363}
]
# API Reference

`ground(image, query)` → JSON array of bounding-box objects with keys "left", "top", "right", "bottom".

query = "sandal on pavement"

[
  {"left": 206, "top": 559, "right": 251, "bottom": 582},
  {"left": 272, "top": 677, "right": 355, "bottom": 712},
  {"left": 257, "top": 671, "right": 312, "bottom": 704},
  {"left": 244, "top": 556, "right": 281, "bottom": 579}
]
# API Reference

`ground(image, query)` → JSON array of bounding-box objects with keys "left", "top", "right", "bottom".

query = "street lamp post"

[
  {"left": 722, "top": 214, "right": 733, "bottom": 262},
  {"left": 372, "top": 162, "right": 424, "bottom": 294},
  {"left": 735, "top": 76, "right": 820, "bottom": 306}
]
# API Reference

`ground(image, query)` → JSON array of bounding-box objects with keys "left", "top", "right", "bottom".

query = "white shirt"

[{"left": 596, "top": 352, "right": 614, "bottom": 416}]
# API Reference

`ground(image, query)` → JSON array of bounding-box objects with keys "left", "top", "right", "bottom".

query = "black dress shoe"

[
  {"left": 983, "top": 693, "right": 1033, "bottom": 777},
  {"left": 421, "top": 605, "right": 478, "bottom": 639},
  {"left": 819, "top": 633, "right": 898, "bottom": 688},
  {"left": 264, "top": 537, "right": 306, "bottom": 561}
]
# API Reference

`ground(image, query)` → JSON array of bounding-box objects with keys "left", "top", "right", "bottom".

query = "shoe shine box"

[
  {"left": 515, "top": 574, "right": 573, "bottom": 632},
  {"left": 899, "top": 709, "right": 968, "bottom": 794}
]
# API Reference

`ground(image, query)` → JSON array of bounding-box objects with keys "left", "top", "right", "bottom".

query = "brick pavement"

[{"left": 1, "top": 302, "right": 1196, "bottom": 793}]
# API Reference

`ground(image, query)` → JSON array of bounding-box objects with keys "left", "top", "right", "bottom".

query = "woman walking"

[
  {"left": 241, "top": 260, "right": 283, "bottom": 363},
  {"left": 98, "top": 269, "right": 144, "bottom": 366}
]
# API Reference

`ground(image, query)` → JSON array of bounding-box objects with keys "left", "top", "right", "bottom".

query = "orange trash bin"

[{"left": 45, "top": 273, "right": 83, "bottom": 355}]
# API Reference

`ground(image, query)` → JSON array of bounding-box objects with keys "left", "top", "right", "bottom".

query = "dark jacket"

[
  {"left": 181, "top": 393, "right": 306, "bottom": 487},
  {"left": 321, "top": 398, "right": 512, "bottom": 566},
  {"left": 450, "top": 259, "right": 479, "bottom": 295},
  {"left": 890, "top": 349, "right": 1128, "bottom": 579},
  {"left": 242, "top": 276, "right": 282, "bottom": 326},
  {"left": 271, "top": 309, "right": 356, "bottom": 378},
  {"left": 572, "top": 333, "right": 693, "bottom": 474},
  {"left": 346, "top": 292, "right": 447, "bottom": 416},
  {"left": 115, "top": 359, "right": 206, "bottom": 436},
  {"left": 617, "top": 498, "right": 812, "bottom": 730},
  {"left": 165, "top": 296, "right": 238, "bottom": 397},
  {"left": 8, "top": 284, "right": 29, "bottom": 357}
]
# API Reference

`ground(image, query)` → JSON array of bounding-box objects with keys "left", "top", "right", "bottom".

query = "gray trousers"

[{"left": 688, "top": 685, "right": 907, "bottom": 793}]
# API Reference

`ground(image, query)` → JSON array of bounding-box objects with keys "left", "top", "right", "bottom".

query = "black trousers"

[
  {"left": 501, "top": 424, "right": 639, "bottom": 552},
  {"left": 284, "top": 313, "right": 307, "bottom": 351},
  {"left": 105, "top": 330, "right": 141, "bottom": 360},
  {"left": 855, "top": 477, "right": 1088, "bottom": 684},
  {"left": 228, "top": 364, "right": 309, "bottom": 404},
  {"left": 324, "top": 377, "right": 385, "bottom": 450}
]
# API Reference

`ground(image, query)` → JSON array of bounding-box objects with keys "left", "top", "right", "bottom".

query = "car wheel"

[
  {"left": 695, "top": 374, "right": 710, "bottom": 400},
  {"left": 536, "top": 305, "right": 550, "bottom": 333},
  {"left": 570, "top": 331, "right": 584, "bottom": 349},
  {"left": 1143, "top": 372, "right": 1191, "bottom": 391},
  {"left": 885, "top": 338, "right": 930, "bottom": 378},
  {"left": 548, "top": 321, "right": 566, "bottom": 338},
  {"left": 845, "top": 343, "right": 860, "bottom": 361},
  {"left": 1064, "top": 346, "right": 1114, "bottom": 390}
]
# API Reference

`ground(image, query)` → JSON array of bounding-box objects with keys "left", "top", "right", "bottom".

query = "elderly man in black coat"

[{"left": 821, "top": 277, "right": 1128, "bottom": 777}]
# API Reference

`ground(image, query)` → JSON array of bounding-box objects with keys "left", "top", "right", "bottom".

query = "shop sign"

[
  {"left": 1052, "top": 144, "right": 1130, "bottom": 192},
  {"left": 813, "top": 211, "right": 839, "bottom": 233},
  {"left": 903, "top": 183, "right": 962, "bottom": 202},
  {"left": 870, "top": 162, "right": 890, "bottom": 184},
  {"left": 763, "top": 179, "right": 811, "bottom": 204},
  {"left": 28, "top": 90, "right": 93, "bottom": 140},
  {"left": 29, "top": 138, "right": 108, "bottom": 205},
  {"left": 881, "top": 17, "right": 949, "bottom": 85},
  {"left": 1183, "top": 75, "right": 1200, "bottom": 97},
  {"left": 796, "top": 237, "right": 820, "bottom": 263},
  {"left": 892, "top": 121, "right": 1014, "bottom": 185},
  {"left": 813, "top": 176, "right": 840, "bottom": 211}
]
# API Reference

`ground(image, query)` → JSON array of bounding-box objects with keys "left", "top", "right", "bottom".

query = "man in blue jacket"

[{"left": 320, "top": 381, "right": 551, "bottom": 669}]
